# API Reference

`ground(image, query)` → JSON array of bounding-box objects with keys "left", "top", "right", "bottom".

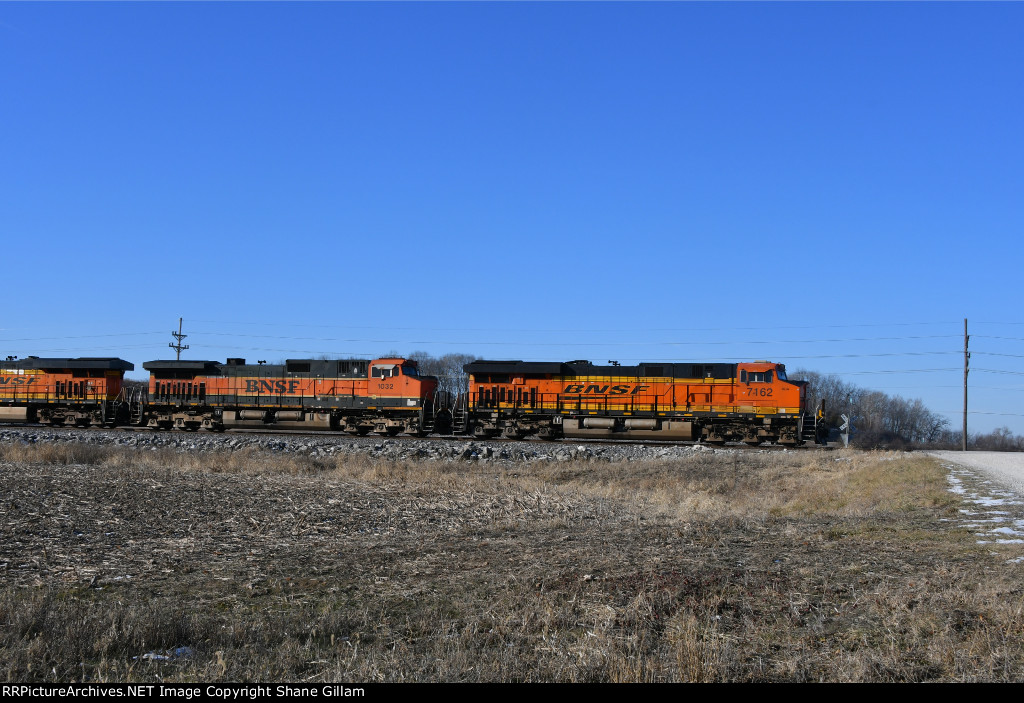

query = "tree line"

[
  {"left": 790, "top": 369, "right": 950, "bottom": 448},
  {"left": 791, "top": 369, "right": 1023, "bottom": 450}
]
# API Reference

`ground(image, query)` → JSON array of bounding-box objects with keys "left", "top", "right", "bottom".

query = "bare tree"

[
  {"left": 791, "top": 369, "right": 948, "bottom": 448},
  {"left": 406, "top": 351, "right": 480, "bottom": 397},
  {"left": 974, "top": 426, "right": 1024, "bottom": 451}
]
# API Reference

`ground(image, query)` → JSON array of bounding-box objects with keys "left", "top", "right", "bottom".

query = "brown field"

[{"left": 2, "top": 441, "right": 1023, "bottom": 682}]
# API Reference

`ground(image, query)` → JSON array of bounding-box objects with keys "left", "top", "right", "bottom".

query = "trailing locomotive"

[
  {"left": 0, "top": 351, "right": 823, "bottom": 445},
  {"left": 141, "top": 357, "right": 449, "bottom": 435},
  {"left": 0, "top": 356, "right": 135, "bottom": 426},
  {"left": 458, "top": 359, "right": 820, "bottom": 445}
]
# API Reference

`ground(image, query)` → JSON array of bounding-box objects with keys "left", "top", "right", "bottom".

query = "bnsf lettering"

[
  {"left": 0, "top": 377, "right": 37, "bottom": 386},
  {"left": 244, "top": 380, "right": 302, "bottom": 394},
  {"left": 563, "top": 384, "right": 649, "bottom": 395}
]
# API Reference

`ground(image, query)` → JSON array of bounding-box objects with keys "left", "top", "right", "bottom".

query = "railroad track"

[{"left": 2, "top": 423, "right": 835, "bottom": 451}]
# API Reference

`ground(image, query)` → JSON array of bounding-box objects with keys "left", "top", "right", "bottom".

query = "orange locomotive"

[
  {"left": 0, "top": 356, "right": 135, "bottom": 426},
  {"left": 460, "top": 359, "right": 819, "bottom": 445},
  {"left": 141, "top": 357, "right": 449, "bottom": 435}
]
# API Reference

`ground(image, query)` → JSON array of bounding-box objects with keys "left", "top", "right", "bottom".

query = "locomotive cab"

[
  {"left": 357, "top": 358, "right": 442, "bottom": 435},
  {"left": 736, "top": 361, "right": 803, "bottom": 413},
  {"left": 368, "top": 359, "right": 437, "bottom": 405}
]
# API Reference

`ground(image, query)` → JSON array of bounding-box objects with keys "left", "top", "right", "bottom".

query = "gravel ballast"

[{"left": 0, "top": 427, "right": 756, "bottom": 466}]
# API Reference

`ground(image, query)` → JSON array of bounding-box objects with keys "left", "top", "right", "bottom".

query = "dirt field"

[{"left": 2, "top": 437, "right": 1023, "bottom": 682}]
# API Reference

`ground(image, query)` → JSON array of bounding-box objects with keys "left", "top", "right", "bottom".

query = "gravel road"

[{"left": 926, "top": 450, "right": 1024, "bottom": 497}]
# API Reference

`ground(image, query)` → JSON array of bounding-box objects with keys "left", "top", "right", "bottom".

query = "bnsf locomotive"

[
  {"left": 459, "top": 359, "right": 818, "bottom": 445},
  {"left": 141, "top": 357, "right": 447, "bottom": 435},
  {"left": 0, "top": 357, "right": 135, "bottom": 426},
  {"left": 1, "top": 353, "right": 822, "bottom": 445}
]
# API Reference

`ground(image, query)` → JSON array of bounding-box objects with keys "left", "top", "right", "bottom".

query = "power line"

[
  {"left": 838, "top": 368, "right": 961, "bottom": 375},
  {"left": 0, "top": 332, "right": 164, "bottom": 342},
  {"left": 971, "top": 351, "right": 1024, "bottom": 358},
  {"left": 184, "top": 319, "right": 964, "bottom": 334},
  {"left": 186, "top": 330, "right": 959, "bottom": 347},
  {"left": 0, "top": 344, "right": 163, "bottom": 353}
]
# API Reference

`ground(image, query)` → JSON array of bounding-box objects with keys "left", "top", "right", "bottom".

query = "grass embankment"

[{"left": 1, "top": 442, "right": 1021, "bottom": 682}]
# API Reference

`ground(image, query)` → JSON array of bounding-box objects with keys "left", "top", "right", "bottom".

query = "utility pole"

[
  {"left": 169, "top": 317, "right": 189, "bottom": 361},
  {"left": 963, "top": 318, "right": 969, "bottom": 452}
]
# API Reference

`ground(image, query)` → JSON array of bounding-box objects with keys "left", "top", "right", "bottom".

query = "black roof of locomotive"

[
  {"left": 143, "top": 358, "right": 370, "bottom": 378},
  {"left": 464, "top": 360, "right": 574, "bottom": 375},
  {"left": 143, "top": 360, "right": 222, "bottom": 371},
  {"left": 464, "top": 359, "right": 738, "bottom": 379},
  {"left": 8, "top": 357, "right": 135, "bottom": 371}
]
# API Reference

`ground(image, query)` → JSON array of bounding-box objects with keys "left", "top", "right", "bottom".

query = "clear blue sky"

[{"left": 2, "top": 2, "right": 1022, "bottom": 435}]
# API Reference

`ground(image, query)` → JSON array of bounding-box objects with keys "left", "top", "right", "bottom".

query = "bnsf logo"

[
  {"left": 563, "top": 384, "right": 650, "bottom": 395},
  {"left": 244, "top": 380, "right": 302, "bottom": 394},
  {"left": 0, "top": 377, "right": 37, "bottom": 386}
]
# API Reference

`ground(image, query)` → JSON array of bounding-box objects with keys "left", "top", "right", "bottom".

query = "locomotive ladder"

[
  {"left": 126, "top": 387, "right": 146, "bottom": 426},
  {"left": 420, "top": 395, "right": 438, "bottom": 433},
  {"left": 103, "top": 399, "right": 118, "bottom": 426},
  {"left": 451, "top": 393, "right": 469, "bottom": 435},
  {"left": 799, "top": 413, "right": 818, "bottom": 445},
  {"left": 104, "top": 388, "right": 133, "bottom": 426}
]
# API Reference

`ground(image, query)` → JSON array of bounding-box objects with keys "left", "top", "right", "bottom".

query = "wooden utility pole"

[
  {"left": 169, "top": 318, "right": 189, "bottom": 361},
  {"left": 963, "top": 318, "right": 969, "bottom": 451}
]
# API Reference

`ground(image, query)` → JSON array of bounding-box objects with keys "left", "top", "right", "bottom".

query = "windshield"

[
  {"left": 776, "top": 365, "right": 787, "bottom": 381},
  {"left": 401, "top": 365, "right": 417, "bottom": 377}
]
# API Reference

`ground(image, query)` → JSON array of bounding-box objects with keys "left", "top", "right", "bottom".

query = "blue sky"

[{"left": 1, "top": 2, "right": 1022, "bottom": 435}]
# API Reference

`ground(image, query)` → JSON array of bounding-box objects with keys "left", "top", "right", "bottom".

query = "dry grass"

[{"left": 1, "top": 440, "right": 1022, "bottom": 681}]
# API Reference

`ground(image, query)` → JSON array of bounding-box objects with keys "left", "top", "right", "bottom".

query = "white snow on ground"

[{"left": 926, "top": 451, "right": 1024, "bottom": 560}]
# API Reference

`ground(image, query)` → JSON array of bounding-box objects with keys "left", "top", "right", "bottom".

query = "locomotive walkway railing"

[{"left": 467, "top": 389, "right": 786, "bottom": 417}]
